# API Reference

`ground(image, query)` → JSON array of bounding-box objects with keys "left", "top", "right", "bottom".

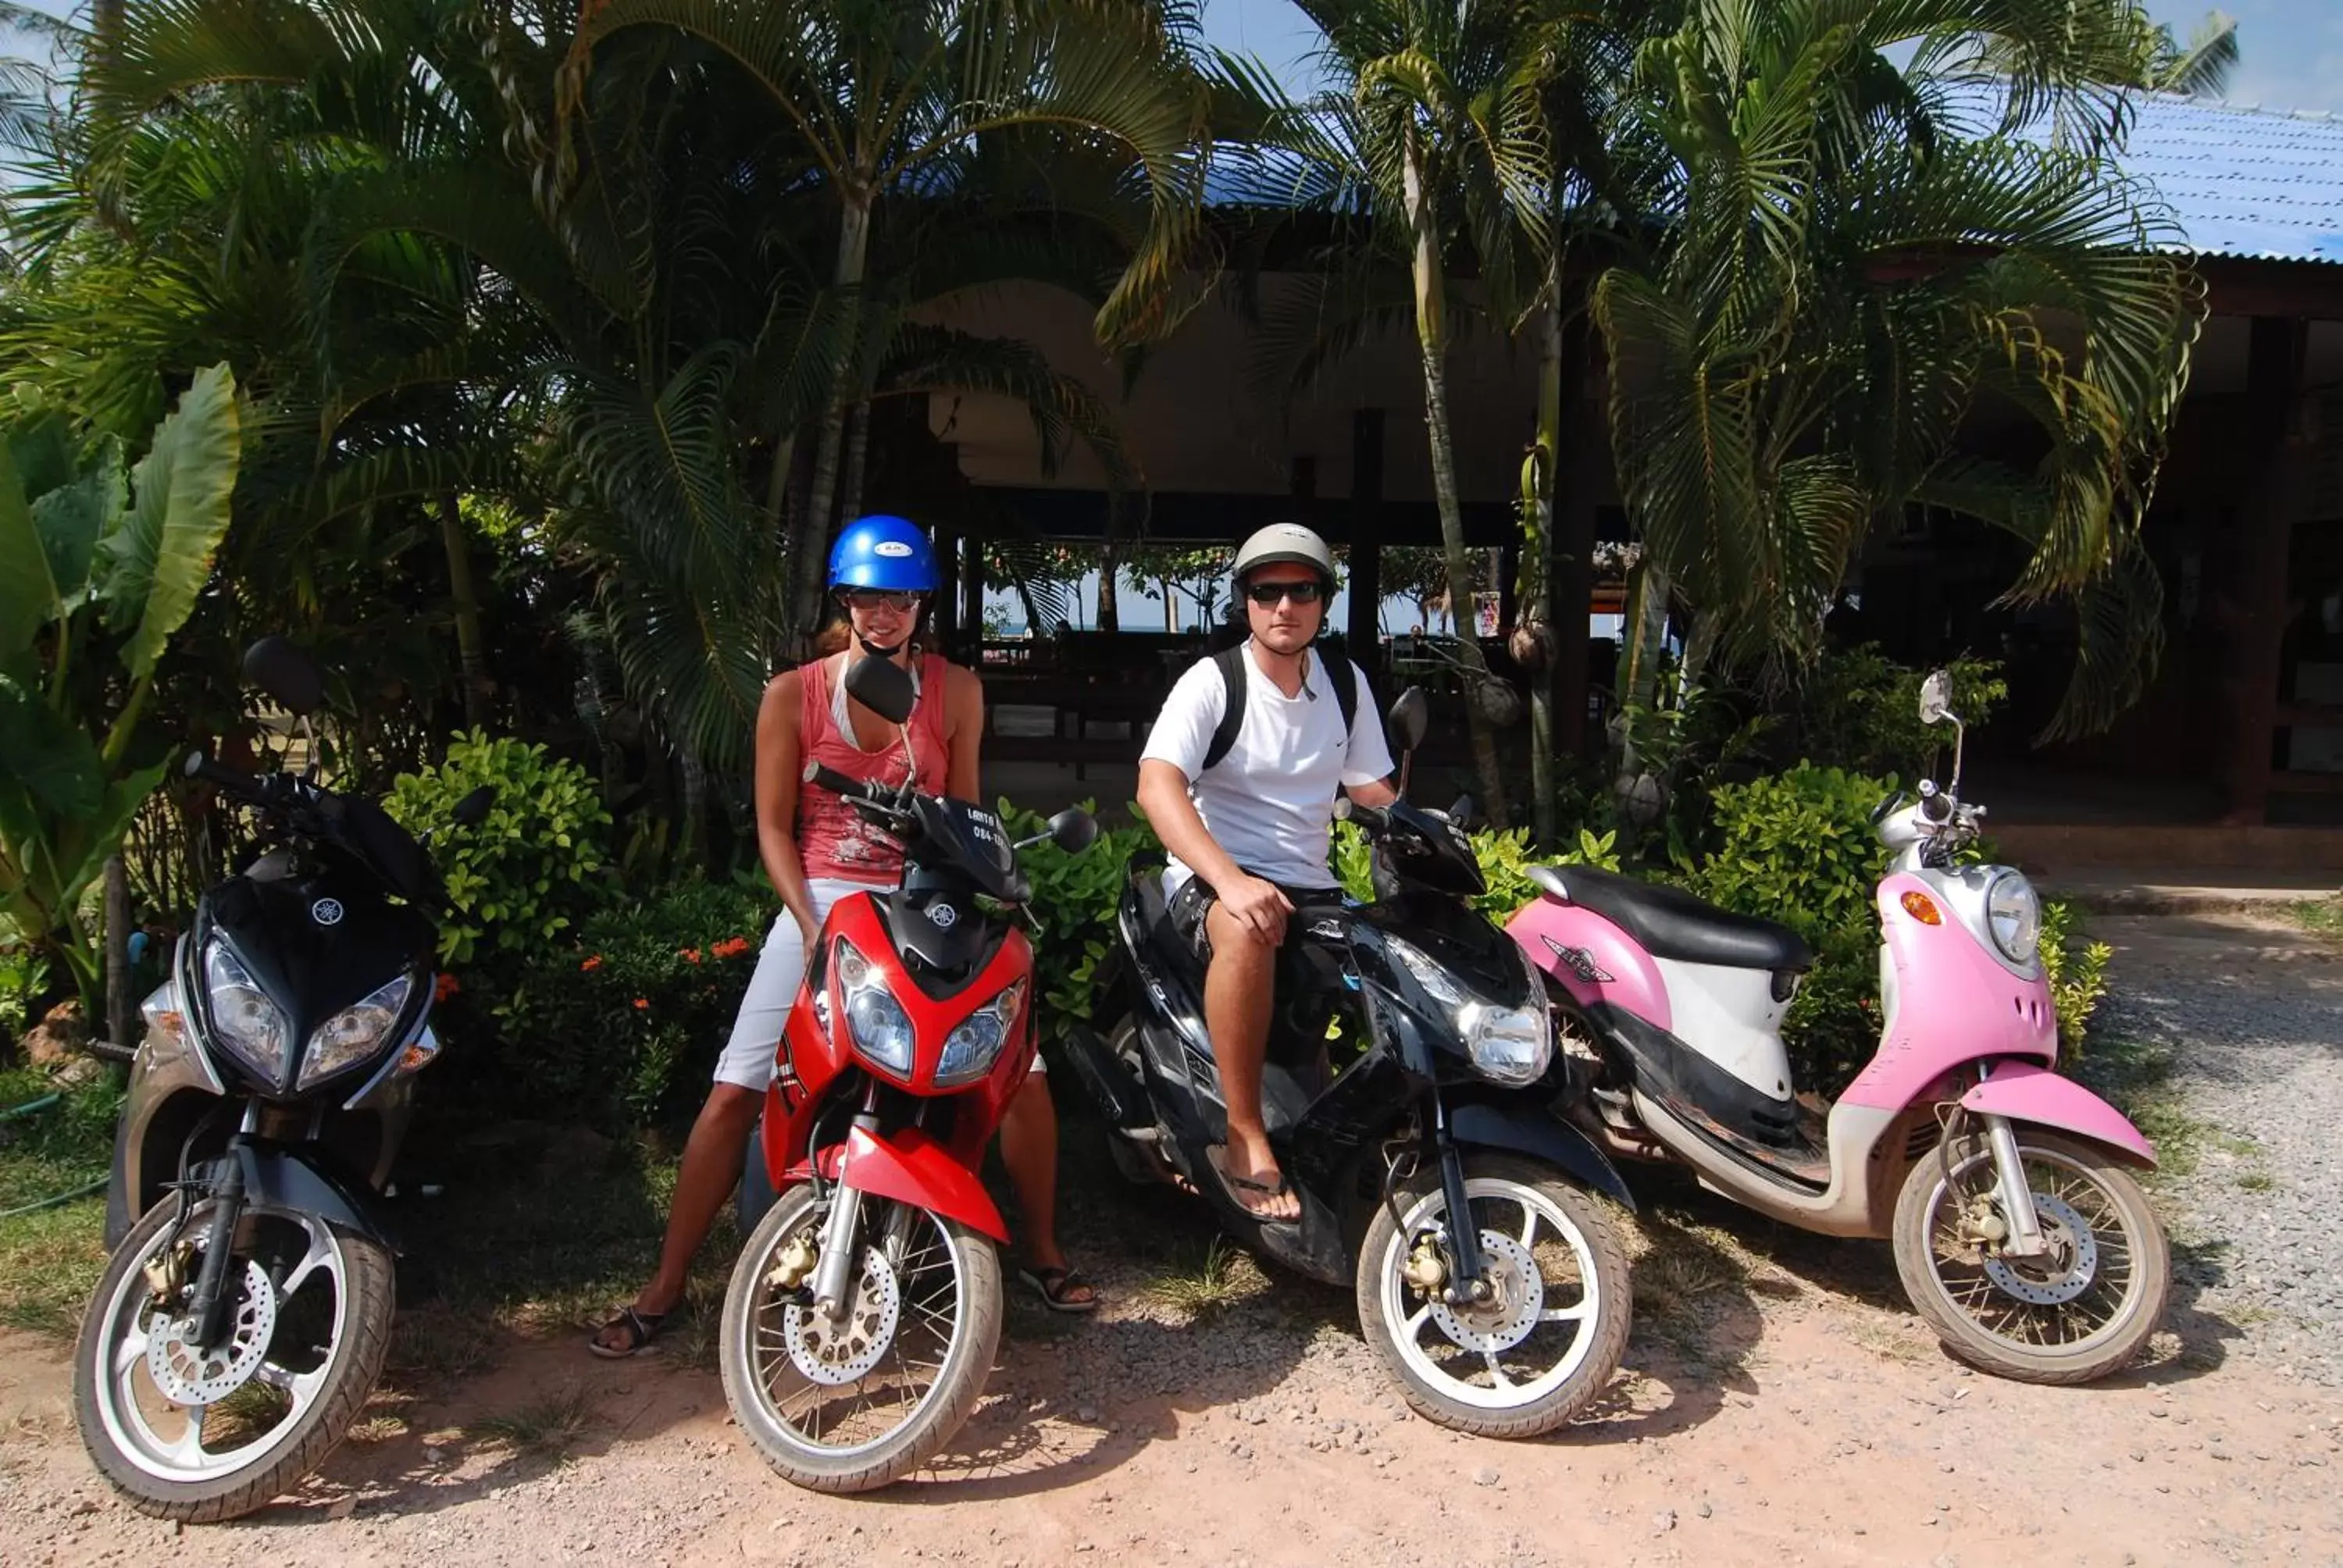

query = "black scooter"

[
  {"left": 1064, "top": 688, "right": 1635, "bottom": 1438},
  {"left": 76, "top": 637, "right": 488, "bottom": 1523}
]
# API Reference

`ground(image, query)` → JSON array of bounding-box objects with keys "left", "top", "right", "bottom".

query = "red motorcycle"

[{"left": 718, "top": 655, "right": 1096, "bottom": 1493}]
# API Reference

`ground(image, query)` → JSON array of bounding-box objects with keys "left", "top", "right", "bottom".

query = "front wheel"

[
  {"left": 73, "top": 1196, "right": 394, "bottom": 1522},
  {"left": 720, "top": 1183, "right": 1000, "bottom": 1492},
  {"left": 1356, "top": 1153, "right": 1632, "bottom": 1438},
  {"left": 1892, "top": 1126, "right": 2169, "bottom": 1384}
]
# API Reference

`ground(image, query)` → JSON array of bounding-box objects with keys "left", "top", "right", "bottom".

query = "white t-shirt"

[{"left": 1140, "top": 640, "right": 1396, "bottom": 894}]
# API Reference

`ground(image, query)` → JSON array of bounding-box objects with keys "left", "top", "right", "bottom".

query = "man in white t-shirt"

[{"left": 1136, "top": 524, "right": 1398, "bottom": 1220}]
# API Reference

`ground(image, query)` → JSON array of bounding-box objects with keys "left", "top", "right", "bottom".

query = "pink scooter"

[{"left": 1507, "top": 672, "right": 2169, "bottom": 1382}]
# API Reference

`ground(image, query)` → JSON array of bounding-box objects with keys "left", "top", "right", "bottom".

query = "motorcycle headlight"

[
  {"left": 1986, "top": 871, "right": 2042, "bottom": 964},
  {"left": 835, "top": 939, "right": 915, "bottom": 1078},
  {"left": 203, "top": 939, "right": 291, "bottom": 1083},
  {"left": 301, "top": 974, "right": 415, "bottom": 1089},
  {"left": 1464, "top": 1002, "right": 1553, "bottom": 1086},
  {"left": 1385, "top": 935, "right": 1553, "bottom": 1085},
  {"left": 937, "top": 981, "right": 1025, "bottom": 1087}
]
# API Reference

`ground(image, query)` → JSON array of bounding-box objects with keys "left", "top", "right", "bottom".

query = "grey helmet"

[{"left": 1232, "top": 522, "right": 1336, "bottom": 590}]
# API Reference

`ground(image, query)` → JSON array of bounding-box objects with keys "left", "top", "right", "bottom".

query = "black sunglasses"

[
  {"left": 838, "top": 589, "right": 925, "bottom": 613},
  {"left": 1244, "top": 579, "right": 1325, "bottom": 607}
]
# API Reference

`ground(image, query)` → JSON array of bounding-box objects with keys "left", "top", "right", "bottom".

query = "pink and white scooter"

[{"left": 1507, "top": 672, "right": 2169, "bottom": 1382}]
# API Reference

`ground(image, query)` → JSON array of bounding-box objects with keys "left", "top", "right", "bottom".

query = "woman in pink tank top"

[{"left": 590, "top": 518, "right": 1095, "bottom": 1360}]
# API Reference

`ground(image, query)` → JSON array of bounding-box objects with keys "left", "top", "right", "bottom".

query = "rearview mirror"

[
  {"left": 1447, "top": 794, "right": 1477, "bottom": 829},
  {"left": 452, "top": 786, "right": 495, "bottom": 829},
  {"left": 243, "top": 636, "right": 325, "bottom": 718},
  {"left": 844, "top": 654, "right": 917, "bottom": 726},
  {"left": 1388, "top": 686, "right": 1428, "bottom": 753},
  {"left": 1047, "top": 807, "right": 1099, "bottom": 854},
  {"left": 1918, "top": 670, "right": 1952, "bottom": 726}
]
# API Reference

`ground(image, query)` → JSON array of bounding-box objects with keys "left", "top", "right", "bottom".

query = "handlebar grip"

[
  {"left": 1921, "top": 790, "right": 1954, "bottom": 823},
  {"left": 802, "top": 761, "right": 871, "bottom": 800},
  {"left": 1338, "top": 799, "right": 1390, "bottom": 834},
  {"left": 184, "top": 750, "right": 262, "bottom": 799}
]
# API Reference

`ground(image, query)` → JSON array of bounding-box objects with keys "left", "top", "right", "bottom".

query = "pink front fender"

[{"left": 1963, "top": 1062, "right": 2158, "bottom": 1170}]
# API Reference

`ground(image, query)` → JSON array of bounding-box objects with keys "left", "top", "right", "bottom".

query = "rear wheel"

[
  {"left": 1892, "top": 1127, "right": 2168, "bottom": 1384},
  {"left": 1355, "top": 1153, "right": 1631, "bottom": 1438},
  {"left": 720, "top": 1185, "right": 1000, "bottom": 1492}
]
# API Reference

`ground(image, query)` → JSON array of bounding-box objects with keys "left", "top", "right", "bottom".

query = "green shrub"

[
  {"left": 436, "top": 876, "right": 771, "bottom": 1131},
  {"left": 996, "top": 801, "right": 1156, "bottom": 1055},
  {"left": 1791, "top": 644, "right": 2007, "bottom": 779},
  {"left": 1691, "top": 764, "right": 1896, "bottom": 1093},
  {"left": 384, "top": 731, "right": 613, "bottom": 966},
  {"left": 2040, "top": 899, "right": 2113, "bottom": 1052}
]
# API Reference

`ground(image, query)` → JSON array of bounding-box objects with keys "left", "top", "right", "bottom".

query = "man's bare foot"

[{"left": 1206, "top": 1142, "right": 1301, "bottom": 1221}]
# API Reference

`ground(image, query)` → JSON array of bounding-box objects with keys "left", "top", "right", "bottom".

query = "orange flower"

[
  {"left": 712, "top": 936, "right": 753, "bottom": 960},
  {"left": 681, "top": 947, "right": 703, "bottom": 965},
  {"left": 633, "top": 997, "right": 650, "bottom": 1010},
  {"left": 581, "top": 954, "right": 604, "bottom": 972},
  {"left": 433, "top": 973, "right": 461, "bottom": 1003}
]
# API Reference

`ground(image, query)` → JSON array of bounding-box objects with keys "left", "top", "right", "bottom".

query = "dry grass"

[
  {"left": 469, "top": 1384, "right": 598, "bottom": 1463},
  {"left": 1141, "top": 1235, "right": 1267, "bottom": 1320}
]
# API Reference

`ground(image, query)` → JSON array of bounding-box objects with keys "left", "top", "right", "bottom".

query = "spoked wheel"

[
  {"left": 1892, "top": 1128, "right": 2169, "bottom": 1384},
  {"left": 73, "top": 1197, "right": 394, "bottom": 1522},
  {"left": 1356, "top": 1153, "right": 1631, "bottom": 1438},
  {"left": 719, "top": 1185, "right": 1000, "bottom": 1492}
]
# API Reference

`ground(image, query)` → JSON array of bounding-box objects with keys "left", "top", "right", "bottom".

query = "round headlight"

[{"left": 1986, "top": 872, "right": 2042, "bottom": 964}]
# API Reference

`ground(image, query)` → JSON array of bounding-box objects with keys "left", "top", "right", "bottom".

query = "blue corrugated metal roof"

[{"left": 2113, "top": 94, "right": 2343, "bottom": 266}]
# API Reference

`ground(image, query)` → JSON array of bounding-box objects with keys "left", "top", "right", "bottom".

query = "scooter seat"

[{"left": 1540, "top": 866, "right": 1812, "bottom": 973}]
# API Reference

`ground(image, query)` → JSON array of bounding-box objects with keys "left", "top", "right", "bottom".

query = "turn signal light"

[
  {"left": 396, "top": 1038, "right": 442, "bottom": 1074},
  {"left": 1901, "top": 891, "right": 1943, "bottom": 925}
]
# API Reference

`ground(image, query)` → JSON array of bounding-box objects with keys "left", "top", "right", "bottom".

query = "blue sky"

[
  {"left": 5, "top": 2, "right": 2337, "bottom": 116},
  {"left": 1195, "top": 0, "right": 2343, "bottom": 115}
]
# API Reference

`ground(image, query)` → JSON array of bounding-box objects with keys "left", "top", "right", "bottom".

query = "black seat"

[{"left": 1546, "top": 867, "right": 1812, "bottom": 973}]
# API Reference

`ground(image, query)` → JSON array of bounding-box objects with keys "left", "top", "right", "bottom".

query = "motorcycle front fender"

[
  {"left": 1449, "top": 1100, "right": 1638, "bottom": 1211},
  {"left": 806, "top": 1124, "right": 1008, "bottom": 1242},
  {"left": 230, "top": 1142, "right": 401, "bottom": 1252},
  {"left": 1961, "top": 1062, "right": 2157, "bottom": 1171}
]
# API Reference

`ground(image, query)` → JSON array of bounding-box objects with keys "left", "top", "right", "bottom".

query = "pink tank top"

[{"left": 797, "top": 652, "right": 953, "bottom": 884}]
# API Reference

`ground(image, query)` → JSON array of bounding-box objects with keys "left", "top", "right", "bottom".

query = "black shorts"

[{"left": 1167, "top": 873, "right": 1346, "bottom": 959}]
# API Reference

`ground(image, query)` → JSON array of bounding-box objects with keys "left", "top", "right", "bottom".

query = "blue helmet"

[{"left": 828, "top": 514, "right": 940, "bottom": 593}]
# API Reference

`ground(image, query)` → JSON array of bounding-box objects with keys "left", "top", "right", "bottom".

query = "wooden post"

[
  {"left": 105, "top": 856, "right": 132, "bottom": 1052},
  {"left": 930, "top": 519, "right": 960, "bottom": 655},
  {"left": 959, "top": 532, "right": 985, "bottom": 647},
  {"left": 2220, "top": 316, "right": 2309, "bottom": 824},
  {"left": 1555, "top": 317, "right": 1596, "bottom": 754},
  {"left": 1347, "top": 408, "right": 1385, "bottom": 669}
]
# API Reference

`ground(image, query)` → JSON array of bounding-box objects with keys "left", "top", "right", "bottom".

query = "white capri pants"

[{"left": 711, "top": 878, "right": 1046, "bottom": 1091}]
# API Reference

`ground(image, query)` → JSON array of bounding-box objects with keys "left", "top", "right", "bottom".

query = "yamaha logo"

[
  {"left": 311, "top": 898, "right": 345, "bottom": 928},
  {"left": 926, "top": 903, "right": 959, "bottom": 930},
  {"left": 873, "top": 540, "right": 914, "bottom": 558}
]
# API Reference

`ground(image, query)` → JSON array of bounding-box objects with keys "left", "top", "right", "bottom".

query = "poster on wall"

[{"left": 1473, "top": 592, "right": 1502, "bottom": 638}]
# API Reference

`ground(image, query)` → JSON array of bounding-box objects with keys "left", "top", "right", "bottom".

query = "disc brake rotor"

[
  {"left": 1426, "top": 1231, "right": 1543, "bottom": 1354},
  {"left": 144, "top": 1259, "right": 277, "bottom": 1406},
  {"left": 1982, "top": 1192, "right": 2100, "bottom": 1306},
  {"left": 782, "top": 1245, "right": 902, "bottom": 1386}
]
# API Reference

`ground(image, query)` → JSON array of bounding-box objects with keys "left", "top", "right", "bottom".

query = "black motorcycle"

[
  {"left": 1064, "top": 688, "right": 1635, "bottom": 1437},
  {"left": 75, "top": 638, "right": 489, "bottom": 1523}
]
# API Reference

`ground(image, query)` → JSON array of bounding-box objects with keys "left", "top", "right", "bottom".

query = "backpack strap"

[
  {"left": 1201, "top": 644, "right": 1249, "bottom": 772},
  {"left": 1199, "top": 643, "right": 1359, "bottom": 775}
]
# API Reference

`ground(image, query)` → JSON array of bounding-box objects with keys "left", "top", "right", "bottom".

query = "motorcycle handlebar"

[
  {"left": 1921, "top": 790, "right": 1954, "bottom": 824},
  {"left": 1335, "top": 798, "right": 1389, "bottom": 835},
  {"left": 184, "top": 750, "right": 266, "bottom": 802}
]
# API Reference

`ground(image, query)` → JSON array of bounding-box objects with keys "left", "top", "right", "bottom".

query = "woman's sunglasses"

[
  {"left": 1244, "top": 579, "right": 1325, "bottom": 607},
  {"left": 838, "top": 589, "right": 925, "bottom": 613}
]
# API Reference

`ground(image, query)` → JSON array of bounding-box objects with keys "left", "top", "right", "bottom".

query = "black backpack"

[{"left": 1198, "top": 636, "right": 1361, "bottom": 773}]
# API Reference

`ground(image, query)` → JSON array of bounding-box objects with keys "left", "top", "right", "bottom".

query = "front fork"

[
  {"left": 1983, "top": 1113, "right": 2049, "bottom": 1258},
  {"left": 1429, "top": 1094, "right": 1492, "bottom": 1308},
  {"left": 808, "top": 1083, "right": 882, "bottom": 1320}
]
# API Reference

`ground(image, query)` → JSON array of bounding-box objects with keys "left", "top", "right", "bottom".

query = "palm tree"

[
  {"left": 2141, "top": 9, "right": 2238, "bottom": 98},
  {"left": 1591, "top": 0, "right": 2202, "bottom": 739},
  {"left": 1227, "top": 0, "right": 1549, "bottom": 829},
  {"left": 562, "top": 0, "right": 1215, "bottom": 647}
]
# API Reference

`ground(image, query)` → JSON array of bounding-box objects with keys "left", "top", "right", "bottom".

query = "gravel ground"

[{"left": 2089, "top": 911, "right": 2343, "bottom": 1388}]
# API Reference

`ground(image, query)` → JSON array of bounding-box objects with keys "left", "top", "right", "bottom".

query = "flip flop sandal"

[
  {"left": 1017, "top": 1266, "right": 1100, "bottom": 1314},
  {"left": 1205, "top": 1145, "right": 1300, "bottom": 1221},
  {"left": 587, "top": 1306, "right": 668, "bottom": 1360}
]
